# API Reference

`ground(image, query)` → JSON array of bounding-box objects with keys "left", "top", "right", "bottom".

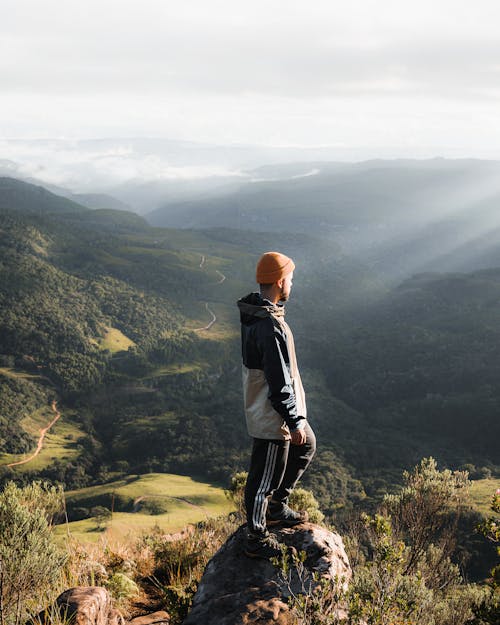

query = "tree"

[
  {"left": 91, "top": 505, "right": 112, "bottom": 530},
  {"left": 382, "top": 456, "right": 470, "bottom": 578}
]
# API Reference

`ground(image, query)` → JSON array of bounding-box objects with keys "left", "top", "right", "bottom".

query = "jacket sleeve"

[{"left": 256, "top": 320, "right": 303, "bottom": 431}]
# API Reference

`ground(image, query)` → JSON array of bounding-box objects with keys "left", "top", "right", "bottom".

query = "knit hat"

[{"left": 256, "top": 251, "right": 295, "bottom": 284}]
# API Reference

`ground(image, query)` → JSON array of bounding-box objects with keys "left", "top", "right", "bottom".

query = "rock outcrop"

[
  {"left": 35, "top": 587, "right": 124, "bottom": 625},
  {"left": 183, "top": 523, "right": 351, "bottom": 625},
  {"left": 37, "top": 587, "right": 169, "bottom": 625},
  {"left": 128, "top": 611, "right": 170, "bottom": 625}
]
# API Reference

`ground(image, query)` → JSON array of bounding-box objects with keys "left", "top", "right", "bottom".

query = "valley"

[{"left": 0, "top": 170, "right": 498, "bottom": 530}]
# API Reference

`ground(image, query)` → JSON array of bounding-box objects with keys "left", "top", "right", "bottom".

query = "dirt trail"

[
  {"left": 7, "top": 400, "right": 61, "bottom": 467},
  {"left": 213, "top": 270, "right": 226, "bottom": 284},
  {"left": 189, "top": 254, "right": 227, "bottom": 331},
  {"left": 192, "top": 303, "right": 217, "bottom": 331}
]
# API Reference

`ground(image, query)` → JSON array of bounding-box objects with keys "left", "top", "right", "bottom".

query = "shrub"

[
  {"left": 105, "top": 572, "right": 139, "bottom": 605},
  {"left": 289, "top": 487, "right": 325, "bottom": 524},
  {"left": 226, "top": 471, "right": 247, "bottom": 517},
  {"left": 282, "top": 458, "right": 486, "bottom": 625},
  {"left": 473, "top": 489, "right": 500, "bottom": 623},
  {"left": 0, "top": 481, "right": 67, "bottom": 625},
  {"left": 141, "top": 515, "right": 238, "bottom": 624},
  {"left": 382, "top": 456, "right": 470, "bottom": 577},
  {"left": 226, "top": 471, "right": 325, "bottom": 523}
]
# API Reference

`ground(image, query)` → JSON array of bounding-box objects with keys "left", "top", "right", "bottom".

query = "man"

[{"left": 237, "top": 251, "right": 316, "bottom": 559}]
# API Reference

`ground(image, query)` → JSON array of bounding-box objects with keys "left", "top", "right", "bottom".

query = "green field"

[
  {"left": 57, "top": 472, "right": 234, "bottom": 543},
  {"left": 98, "top": 326, "right": 136, "bottom": 353},
  {"left": 470, "top": 478, "right": 500, "bottom": 517},
  {"left": 0, "top": 406, "right": 85, "bottom": 471},
  {"left": 142, "top": 363, "right": 202, "bottom": 379},
  {"left": 182, "top": 301, "right": 238, "bottom": 340}
]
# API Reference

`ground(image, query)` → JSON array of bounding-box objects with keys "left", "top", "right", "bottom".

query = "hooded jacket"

[{"left": 237, "top": 292, "right": 307, "bottom": 440}]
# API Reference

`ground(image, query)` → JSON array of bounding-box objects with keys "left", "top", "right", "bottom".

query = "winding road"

[
  {"left": 190, "top": 254, "right": 227, "bottom": 331},
  {"left": 192, "top": 303, "right": 218, "bottom": 331},
  {"left": 7, "top": 400, "right": 61, "bottom": 468},
  {"left": 213, "top": 270, "right": 226, "bottom": 284}
]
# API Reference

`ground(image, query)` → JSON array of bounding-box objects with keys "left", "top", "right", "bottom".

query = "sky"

[{"left": 2, "top": 0, "right": 500, "bottom": 159}]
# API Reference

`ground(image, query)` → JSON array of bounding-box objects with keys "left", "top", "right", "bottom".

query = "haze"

[{"left": 2, "top": 0, "right": 500, "bottom": 160}]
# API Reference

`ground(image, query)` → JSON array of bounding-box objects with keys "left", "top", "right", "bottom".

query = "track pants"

[{"left": 244, "top": 421, "right": 316, "bottom": 533}]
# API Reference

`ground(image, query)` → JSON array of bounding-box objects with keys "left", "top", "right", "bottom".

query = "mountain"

[
  {"left": 147, "top": 159, "right": 500, "bottom": 281},
  {"left": 0, "top": 138, "right": 377, "bottom": 216},
  {"left": 0, "top": 177, "right": 90, "bottom": 215},
  {"left": 324, "top": 269, "right": 500, "bottom": 471},
  {"left": 64, "top": 193, "right": 133, "bottom": 212},
  {"left": 0, "top": 176, "right": 498, "bottom": 513},
  {"left": 0, "top": 178, "right": 374, "bottom": 507}
]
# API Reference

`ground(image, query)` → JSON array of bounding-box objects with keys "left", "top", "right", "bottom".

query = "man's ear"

[{"left": 276, "top": 277, "right": 284, "bottom": 289}]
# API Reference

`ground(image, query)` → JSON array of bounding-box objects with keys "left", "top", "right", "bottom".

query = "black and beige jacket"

[{"left": 237, "top": 292, "right": 307, "bottom": 440}]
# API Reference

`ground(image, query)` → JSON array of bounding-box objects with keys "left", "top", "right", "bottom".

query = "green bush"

[
  {"left": 226, "top": 471, "right": 247, "bottom": 517},
  {"left": 282, "top": 458, "right": 487, "bottom": 625},
  {"left": 226, "top": 471, "right": 325, "bottom": 523},
  {"left": 0, "top": 481, "right": 67, "bottom": 625},
  {"left": 289, "top": 487, "right": 325, "bottom": 524},
  {"left": 105, "top": 573, "right": 139, "bottom": 604},
  {"left": 474, "top": 490, "right": 500, "bottom": 623}
]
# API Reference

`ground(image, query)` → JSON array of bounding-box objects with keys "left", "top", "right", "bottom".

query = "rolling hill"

[
  {"left": 0, "top": 174, "right": 498, "bottom": 519},
  {"left": 58, "top": 472, "right": 234, "bottom": 542}
]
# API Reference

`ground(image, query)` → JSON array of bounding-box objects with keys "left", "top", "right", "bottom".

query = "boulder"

[
  {"left": 183, "top": 523, "right": 351, "bottom": 625},
  {"left": 55, "top": 587, "right": 124, "bottom": 625},
  {"left": 127, "top": 611, "right": 170, "bottom": 625}
]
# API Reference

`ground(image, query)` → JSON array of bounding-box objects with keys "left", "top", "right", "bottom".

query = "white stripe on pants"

[{"left": 252, "top": 442, "right": 278, "bottom": 531}]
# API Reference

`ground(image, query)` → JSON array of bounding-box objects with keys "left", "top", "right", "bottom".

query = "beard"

[{"left": 279, "top": 288, "right": 290, "bottom": 302}]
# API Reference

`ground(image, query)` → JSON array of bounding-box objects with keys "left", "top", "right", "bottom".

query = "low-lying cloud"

[{"left": 0, "top": 139, "right": 246, "bottom": 191}]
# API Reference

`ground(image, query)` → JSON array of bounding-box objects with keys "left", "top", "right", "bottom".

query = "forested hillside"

[
  {"left": 0, "top": 176, "right": 498, "bottom": 517},
  {"left": 148, "top": 159, "right": 500, "bottom": 281}
]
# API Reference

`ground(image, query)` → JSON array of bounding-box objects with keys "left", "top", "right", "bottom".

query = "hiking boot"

[
  {"left": 244, "top": 529, "right": 282, "bottom": 560},
  {"left": 266, "top": 501, "right": 309, "bottom": 527}
]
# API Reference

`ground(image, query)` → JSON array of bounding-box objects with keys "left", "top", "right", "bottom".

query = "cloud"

[
  {"left": 0, "top": 139, "right": 246, "bottom": 189},
  {"left": 2, "top": 0, "right": 500, "bottom": 152},
  {"left": 3, "top": 0, "right": 500, "bottom": 100}
]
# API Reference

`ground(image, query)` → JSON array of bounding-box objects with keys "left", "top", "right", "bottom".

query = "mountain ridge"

[{"left": 0, "top": 175, "right": 498, "bottom": 514}]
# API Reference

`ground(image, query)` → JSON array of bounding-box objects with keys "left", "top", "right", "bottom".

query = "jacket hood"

[{"left": 237, "top": 292, "right": 285, "bottom": 323}]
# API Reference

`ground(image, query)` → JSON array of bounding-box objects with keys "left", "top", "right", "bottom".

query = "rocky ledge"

[
  {"left": 183, "top": 522, "right": 351, "bottom": 625},
  {"left": 35, "top": 588, "right": 170, "bottom": 625}
]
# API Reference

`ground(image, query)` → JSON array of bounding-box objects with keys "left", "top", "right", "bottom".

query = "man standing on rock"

[{"left": 237, "top": 251, "right": 316, "bottom": 559}]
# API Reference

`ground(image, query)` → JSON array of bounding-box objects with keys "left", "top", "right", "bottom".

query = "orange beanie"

[{"left": 256, "top": 251, "right": 295, "bottom": 284}]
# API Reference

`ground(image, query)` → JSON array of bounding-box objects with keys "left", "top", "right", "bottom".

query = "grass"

[
  {"left": 198, "top": 302, "right": 238, "bottom": 340},
  {"left": 0, "top": 407, "right": 85, "bottom": 471},
  {"left": 470, "top": 477, "right": 500, "bottom": 517},
  {"left": 98, "top": 326, "right": 136, "bottom": 353},
  {"left": 57, "top": 473, "right": 234, "bottom": 543},
  {"left": 119, "top": 412, "right": 178, "bottom": 434},
  {"left": 142, "top": 363, "right": 202, "bottom": 379},
  {"left": 182, "top": 301, "right": 238, "bottom": 340}
]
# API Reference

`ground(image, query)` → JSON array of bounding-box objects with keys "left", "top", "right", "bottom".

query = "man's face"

[{"left": 279, "top": 271, "right": 294, "bottom": 302}]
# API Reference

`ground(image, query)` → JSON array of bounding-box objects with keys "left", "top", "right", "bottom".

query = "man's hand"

[{"left": 290, "top": 428, "right": 307, "bottom": 445}]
